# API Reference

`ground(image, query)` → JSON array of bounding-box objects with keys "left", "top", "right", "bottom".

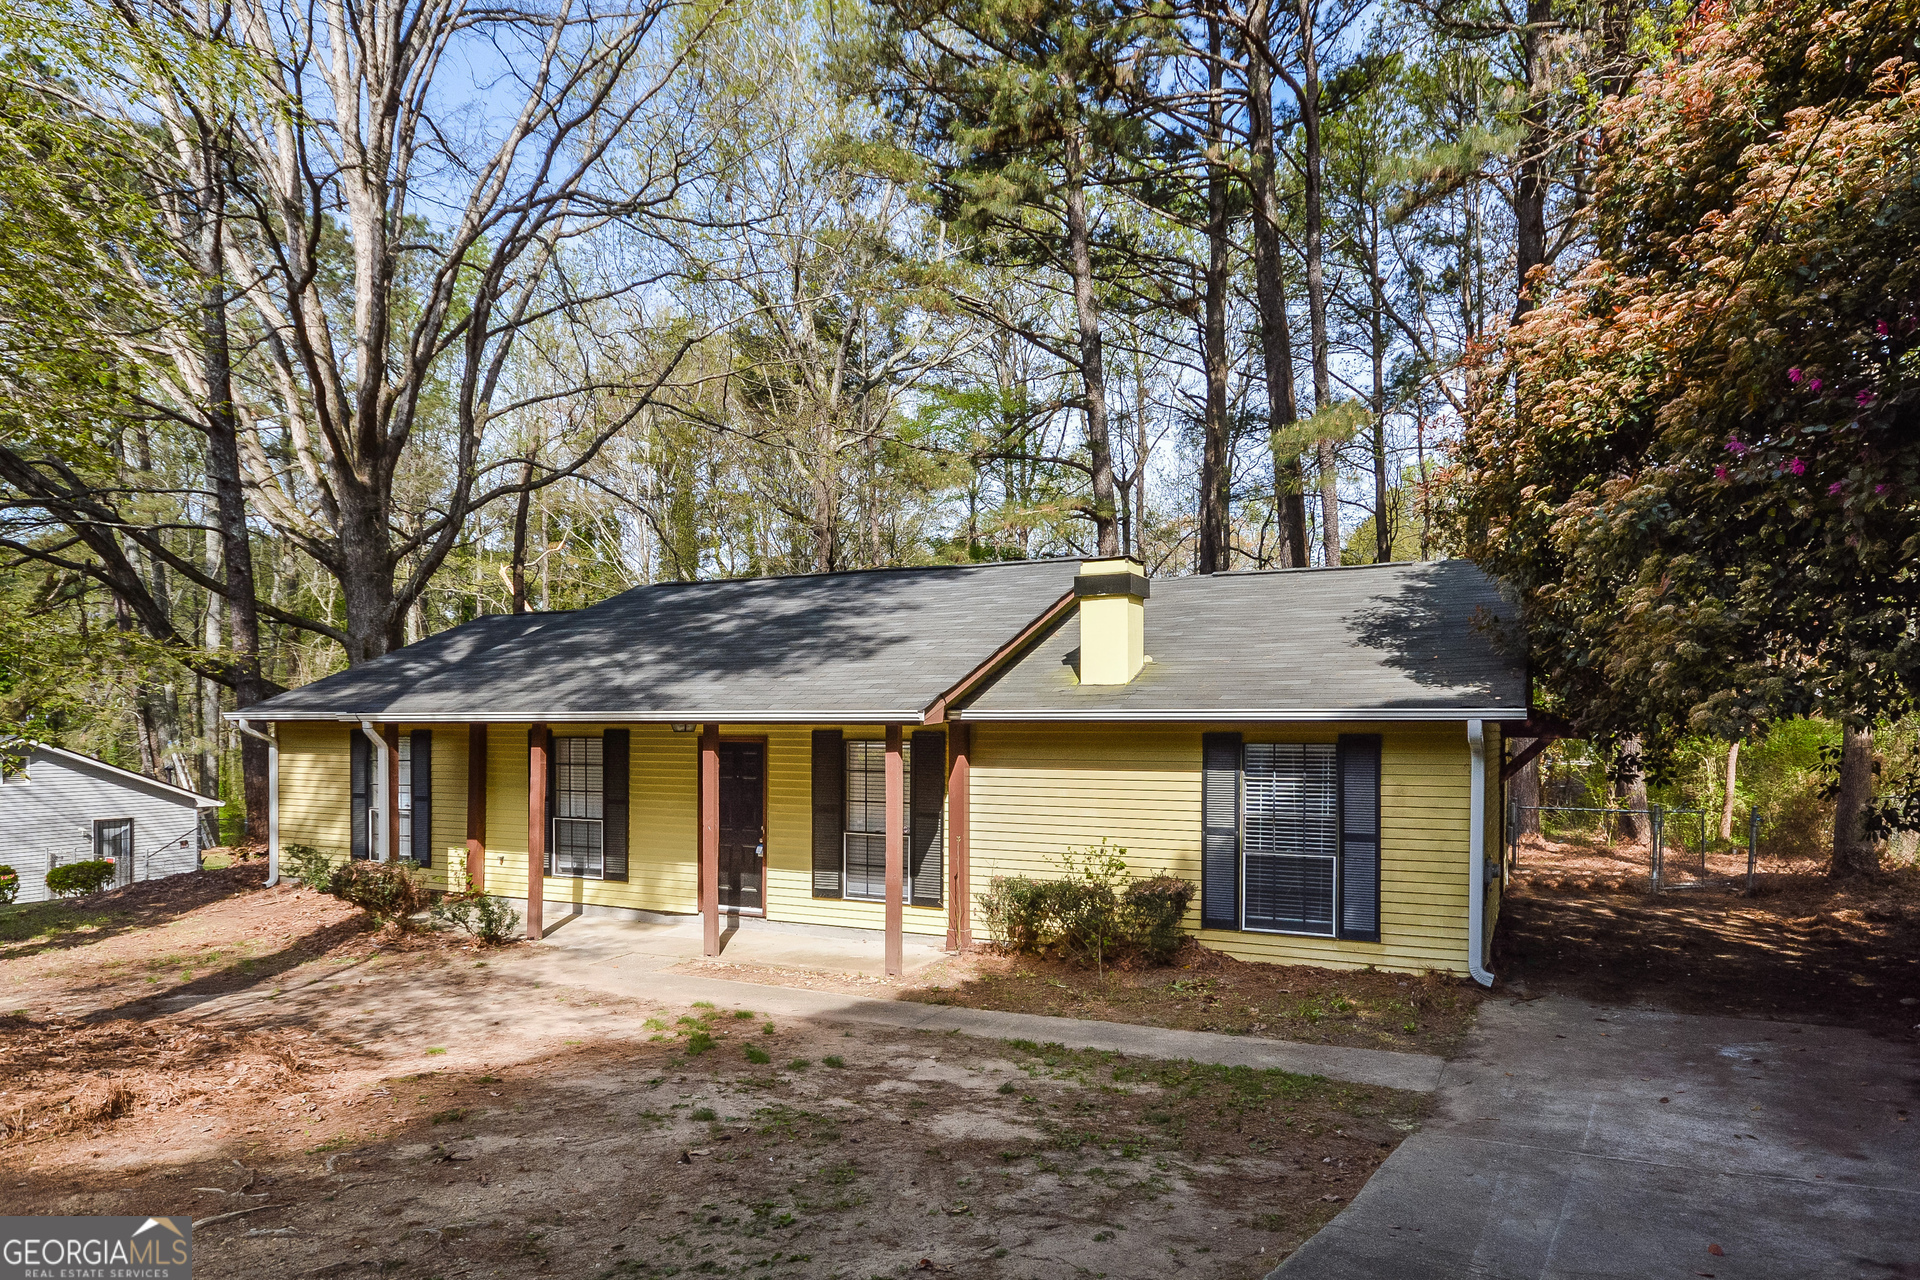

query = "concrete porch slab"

[{"left": 533, "top": 912, "right": 948, "bottom": 978}]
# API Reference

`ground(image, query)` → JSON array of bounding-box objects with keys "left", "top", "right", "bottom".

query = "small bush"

[
  {"left": 0, "top": 865, "right": 17, "bottom": 905},
  {"left": 430, "top": 892, "right": 522, "bottom": 944},
  {"left": 977, "top": 840, "right": 1195, "bottom": 970},
  {"left": 282, "top": 843, "right": 338, "bottom": 892},
  {"left": 327, "top": 860, "right": 431, "bottom": 930},
  {"left": 46, "top": 860, "right": 114, "bottom": 898}
]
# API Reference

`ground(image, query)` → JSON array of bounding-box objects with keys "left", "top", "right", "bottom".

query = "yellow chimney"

[{"left": 1075, "top": 557, "right": 1149, "bottom": 685}]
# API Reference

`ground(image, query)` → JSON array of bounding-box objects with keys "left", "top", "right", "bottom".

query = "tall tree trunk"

[
  {"left": 1831, "top": 723, "right": 1880, "bottom": 878},
  {"left": 1513, "top": 749, "right": 1542, "bottom": 836},
  {"left": 1197, "top": 17, "right": 1232, "bottom": 574},
  {"left": 1368, "top": 231, "right": 1390, "bottom": 562},
  {"left": 1063, "top": 153, "right": 1119, "bottom": 557},
  {"left": 1617, "top": 735, "right": 1649, "bottom": 843},
  {"left": 1512, "top": 0, "right": 1552, "bottom": 321},
  {"left": 509, "top": 462, "right": 534, "bottom": 614},
  {"left": 1246, "top": 0, "right": 1307, "bottom": 567},
  {"left": 1718, "top": 740, "right": 1741, "bottom": 841},
  {"left": 199, "top": 182, "right": 269, "bottom": 838},
  {"left": 1298, "top": 0, "right": 1336, "bottom": 565}
]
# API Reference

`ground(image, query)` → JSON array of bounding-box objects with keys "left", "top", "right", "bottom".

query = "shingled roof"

[
  {"left": 951, "top": 560, "right": 1525, "bottom": 720},
  {"left": 242, "top": 560, "right": 1080, "bottom": 723},
  {"left": 242, "top": 558, "right": 1524, "bottom": 725}
]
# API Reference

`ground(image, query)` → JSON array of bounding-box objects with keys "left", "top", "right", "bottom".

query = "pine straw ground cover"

[
  {"left": 1498, "top": 834, "right": 1920, "bottom": 1037},
  {"left": 899, "top": 944, "right": 1483, "bottom": 1058},
  {"left": 0, "top": 875, "right": 1432, "bottom": 1280}
]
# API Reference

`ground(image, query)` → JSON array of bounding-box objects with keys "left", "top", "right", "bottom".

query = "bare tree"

[{"left": 97, "top": 0, "right": 726, "bottom": 662}]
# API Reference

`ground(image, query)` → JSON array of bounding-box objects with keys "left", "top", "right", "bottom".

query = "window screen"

[
  {"left": 1242, "top": 743, "right": 1337, "bottom": 935},
  {"left": 844, "top": 739, "right": 910, "bottom": 902},
  {"left": 551, "top": 736, "right": 604, "bottom": 878},
  {"left": 397, "top": 734, "right": 413, "bottom": 854}
]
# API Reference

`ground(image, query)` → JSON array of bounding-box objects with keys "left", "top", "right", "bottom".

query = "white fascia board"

[
  {"left": 951, "top": 707, "right": 1530, "bottom": 723},
  {"left": 225, "top": 710, "right": 931, "bottom": 725},
  {"left": 34, "top": 743, "right": 220, "bottom": 805}
]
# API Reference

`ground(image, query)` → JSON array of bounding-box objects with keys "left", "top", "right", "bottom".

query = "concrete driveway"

[{"left": 1274, "top": 994, "right": 1920, "bottom": 1280}]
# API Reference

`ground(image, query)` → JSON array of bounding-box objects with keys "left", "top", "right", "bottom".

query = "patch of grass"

[
  {"left": 733, "top": 1009, "right": 756, "bottom": 1020},
  {"left": 821, "top": 1055, "right": 844, "bottom": 1069},
  {"left": 429, "top": 1108, "right": 470, "bottom": 1125},
  {"left": 996, "top": 1081, "right": 1017, "bottom": 1095},
  {"left": 685, "top": 1030, "right": 715, "bottom": 1056},
  {"left": 786, "top": 1059, "right": 810, "bottom": 1072},
  {"left": 744, "top": 1045, "right": 771, "bottom": 1065},
  {"left": 425, "top": 1047, "right": 448, "bottom": 1056},
  {"left": 691, "top": 1107, "right": 717, "bottom": 1122}
]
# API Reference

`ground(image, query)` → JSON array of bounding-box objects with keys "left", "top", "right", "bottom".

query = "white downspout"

[
  {"left": 1467, "top": 719, "right": 1495, "bottom": 987},
  {"left": 234, "top": 719, "right": 280, "bottom": 887},
  {"left": 360, "top": 719, "right": 388, "bottom": 862}
]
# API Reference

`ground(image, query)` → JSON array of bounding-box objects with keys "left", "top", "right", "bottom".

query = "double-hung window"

[
  {"left": 551, "top": 736, "right": 605, "bottom": 878},
  {"left": 843, "top": 738, "right": 911, "bottom": 901},
  {"left": 1201, "top": 733, "right": 1381, "bottom": 942},
  {"left": 397, "top": 735, "right": 413, "bottom": 854},
  {"left": 1242, "top": 744, "right": 1339, "bottom": 934}
]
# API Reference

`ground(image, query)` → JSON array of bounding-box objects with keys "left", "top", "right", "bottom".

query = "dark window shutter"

[
  {"left": 811, "top": 729, "right": 844, "bottom": 898},
  {"left": 603, "top": 729, "right": 629, "bottom": 882},
  {"left": 910, "top": 730, "right": 946, "bottom": 908},
  {"left": 410, "top": 730, "right": 433, "bottom": 867},
  {"left": 544, "top": 729, "right": 557, "bottom": 878},
  {"left": 1201, "top": 732, "right": 1242, "bottom": 930},
  {"left": 350, "top": 729, "right": 371, "bottom": 860},
  {"left": 1337, "top": 734, "right": 1383, "bottom": 942}
]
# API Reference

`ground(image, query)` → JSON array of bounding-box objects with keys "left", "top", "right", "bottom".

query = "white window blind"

[
  {"left": 1242, "top": 743, "right": 1338, "bottom": 935},
  {"left": 397, "top": 734, "right": 412, "bottom": 854},
  {"left": 844, "top": 739, "right": 910, "bottom": 901},
  {"left": 552, "top": 736, "right": 605, "bottom": 878}
]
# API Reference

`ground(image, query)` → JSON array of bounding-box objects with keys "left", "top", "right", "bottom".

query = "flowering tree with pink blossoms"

[{"left": 1450, "top": 0, "right": 1920, "bottom": 876}]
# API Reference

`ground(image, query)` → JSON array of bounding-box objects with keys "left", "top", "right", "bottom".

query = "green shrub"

[
  {"left": 326, "top": 860, "right": 430, "bottom": 930},
  {"left": 977, "top": 840, "right": 1195, "bottom": 970},
  {"left": 0, "top": 865, "right": 17, "bottom": 906},
  {"left": 46, "top": 860, "right": 114, "bottom": 898},
  {"left": 430, "top": 892, "right": 522, "bottom": 944},
  {"left": 282, "top": 843, "right": 338, "bottom": 892}
]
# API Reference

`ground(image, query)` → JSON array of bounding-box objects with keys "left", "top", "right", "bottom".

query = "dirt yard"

[
  {"left": 0, "top": 871, "right": 1426, "bottom": 1279},
  {"left": 1496, "top": 834, "right": 1920, "bottom": 1036}
]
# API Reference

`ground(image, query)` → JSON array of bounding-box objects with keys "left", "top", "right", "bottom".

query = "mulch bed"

[{"left": 902, "top": 942, "right": 1484, "bottom": 1058}]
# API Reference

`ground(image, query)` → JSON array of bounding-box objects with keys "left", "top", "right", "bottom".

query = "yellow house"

[{"left": 234, "top": 558, "right": 1527, "bottom": 982}]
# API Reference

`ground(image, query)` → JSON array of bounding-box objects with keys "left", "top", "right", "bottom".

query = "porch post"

[
  {"left": 466, "top": 723, "right": 487, "bottom": 891},
  {"left": 527, "top": 724, "right": 547, "bottom": 940},
  {"left": 382, "top": 724, "right": 401, "bottom": 864},
  {"left": 885, "top": 723, "right": 904, "bottom": 976},
  {"left": 946, "top": 723, "right": 970, "bottom": 952},
  {"left": 700, "top": 724, "right": 720, "bottom": 957}
]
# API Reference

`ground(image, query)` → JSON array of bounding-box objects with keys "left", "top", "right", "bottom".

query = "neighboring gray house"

[{"left": 0, "top": 743, "right": 219, "bottom": 904}]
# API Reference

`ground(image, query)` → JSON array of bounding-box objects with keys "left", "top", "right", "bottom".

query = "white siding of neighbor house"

[{"left": 0, "top": 749, "right": 206, "bottom": 904}]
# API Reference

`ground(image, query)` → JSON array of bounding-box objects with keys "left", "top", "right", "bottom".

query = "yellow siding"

[
  {"left": 967, "top": 723, "right": 1476, "bottom": 976},
  {"left": 425, "top": 728, "right": 468, "bottom": 892},
  {"left": 278, "top": 721, "right": 352, "bottom": 860},
  {"left": 273, "top": 716, "right": 1481, "bottom": 975}
]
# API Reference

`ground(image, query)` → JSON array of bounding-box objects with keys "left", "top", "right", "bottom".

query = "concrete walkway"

[
  {"left": 513, "top": 915, "right": 1445, "bottom": 1092},
  {"left": 1271, "top": 994, "right": 1920, "bottom": 1280}
]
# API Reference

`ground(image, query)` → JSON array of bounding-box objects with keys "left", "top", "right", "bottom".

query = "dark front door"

[{"left": 717, "top": 742, "right": 765, "bottom": 912}]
